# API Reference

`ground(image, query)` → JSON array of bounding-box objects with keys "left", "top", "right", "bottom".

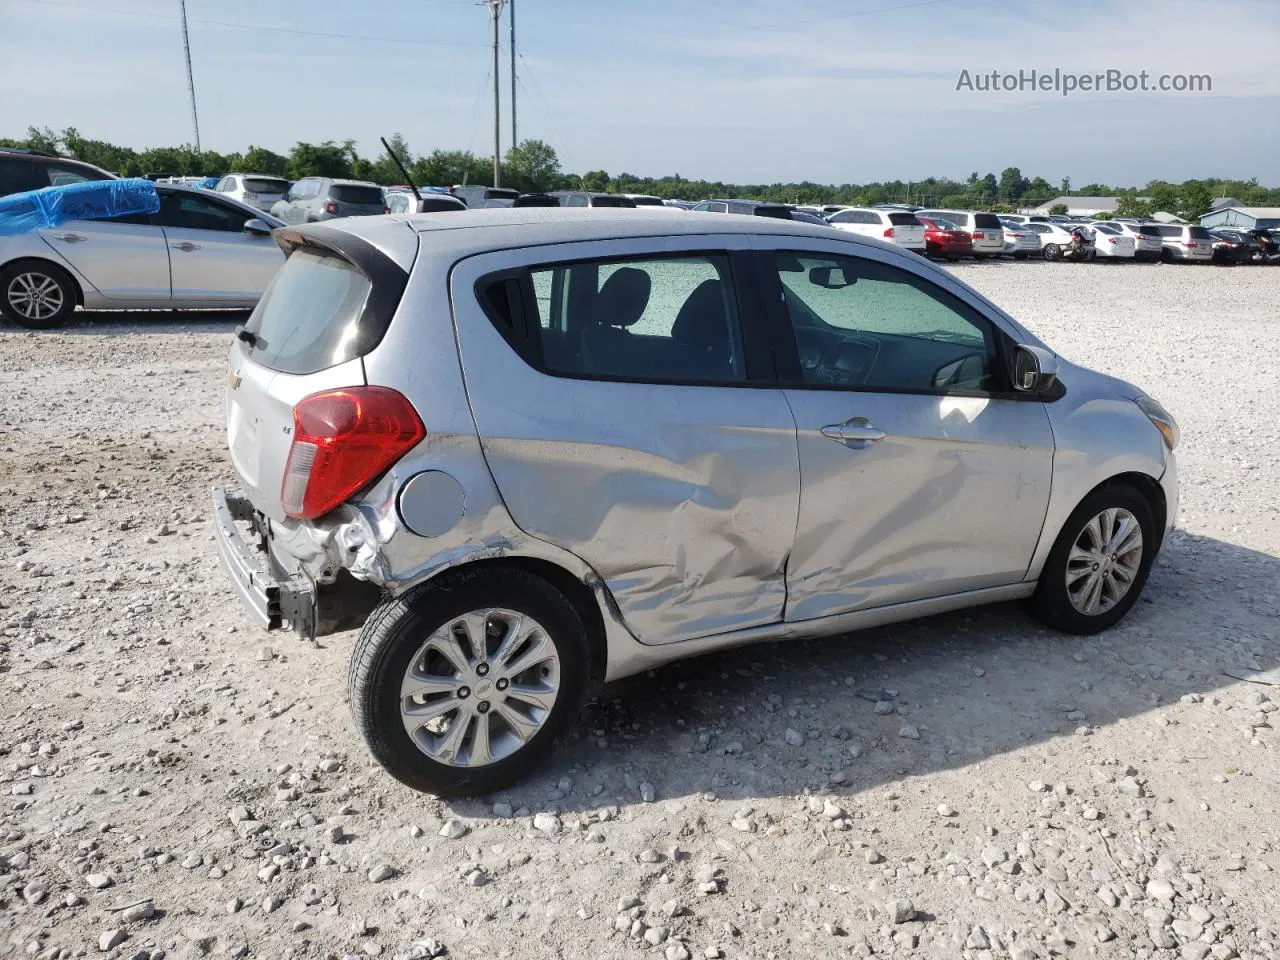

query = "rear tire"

[
  {"left": 348, "top": 566, "right": 592, "bottom": 796},
  {"left": 1043, "top": 244, "right": 1061, "bottom": 261},
  {"left": 0, "top": 261, "right": 77, "bottom": 329},
  {"left": 1030, "top": 483, "right": 1157, "bottom": 635}
]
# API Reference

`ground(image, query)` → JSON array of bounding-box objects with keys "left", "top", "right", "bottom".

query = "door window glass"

[
  {"left": 159, "top": 193, "right": 251, "bottom": 232},
  {"left": 772, "top": 253, "right": 997, "bottom": 393},
  {"left": 523, "top": 255, "right": 745, "bottom": 383},
  {"left": 45, "top": 164, "right": 97, "bottom": 187}
]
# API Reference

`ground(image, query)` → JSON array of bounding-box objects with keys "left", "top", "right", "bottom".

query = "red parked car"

[{"left": 917, "top": 216, "right": 974, "bottom": 260}]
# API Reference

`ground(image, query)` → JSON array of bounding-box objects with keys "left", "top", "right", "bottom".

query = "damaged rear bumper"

[{"left": 211, "top": 485, "right": 380, "bottom": 639}]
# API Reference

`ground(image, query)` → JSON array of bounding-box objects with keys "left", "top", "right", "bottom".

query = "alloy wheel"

[
  {"left": 1065, "top": 507, "right": 1144, "bottom": 616},
  {"left": 7, "top": 271, "right": 64, "bottom": 322},
  {"left": 399, "top": 608, "right": 561, "bottom": 767}
]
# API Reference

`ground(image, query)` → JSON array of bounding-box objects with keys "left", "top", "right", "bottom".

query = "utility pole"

[
  {"left": 178, "top": 0, "right": 201, "bottom": 152},
  {"left": 509, "top": 0, "right": 517, "bottom": 149},
  {"left": 488, "top": 0, "right": 505, "bottom": 187}
]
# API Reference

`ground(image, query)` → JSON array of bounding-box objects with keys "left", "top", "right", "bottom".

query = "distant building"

[
  {"left": 1209, "top": 197, "right": 1241, "bottom": 211},
  {"left": 1199, "top": 206, "right": 1280, "bottom": 230},
  {"left": 1151, "top": 211, "right": 1188, "bottom": 224},
  {"left": 1031, "top": 196, "right": 1121, "bottom": 216}
]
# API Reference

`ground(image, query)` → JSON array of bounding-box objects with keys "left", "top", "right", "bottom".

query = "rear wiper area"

[{"left": 234, "top": 325, "right": 258, "bottom": 347}]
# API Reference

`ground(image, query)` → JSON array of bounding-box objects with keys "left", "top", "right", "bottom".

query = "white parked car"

[
  {"left": 1089, "top": 223, "right": 1136, "bottom": 259},
  {"left": 826, "top": 207, "right": 925, "bottom": 252},
  {"left": 1152, "top": 224, "right": 1214, "bottom": 262},
  {"left": 1022, "top": 221, "right": 1096, "bottom": 261},
  {"left": 1099, "top": 221, "right": 1164, "bottom": 261},
  {"left": 214, "top": 174, "right": 292, "bottom": 213},
  {"left": 914, "top": 210, "right": 1005, "bottom": 258},
  {"left": 997, "top": 218, "right": 1040, "bottom": 258}
]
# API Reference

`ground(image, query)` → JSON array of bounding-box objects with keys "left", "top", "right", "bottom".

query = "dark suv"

[{"left": 0, "top": 149, "right": 116, "bottom": 198}]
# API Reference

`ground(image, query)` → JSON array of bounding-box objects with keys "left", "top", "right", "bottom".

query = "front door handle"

[
  {"left": 170, "top": 241, "right": 201, "bottom": 252},
  {"left": 53, "top": 233, "right": 86, "bottom": 243},
  {"left": 820, "top": 417, "right": 886, "bottom": 449}
]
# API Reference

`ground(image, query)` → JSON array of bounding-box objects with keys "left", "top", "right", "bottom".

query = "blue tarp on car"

[
  {"left": 0, "top": 178, "right": 160, "bottom": 237},
  {"left": 194, "top": 176, "right": 221, "bottom": 190}
]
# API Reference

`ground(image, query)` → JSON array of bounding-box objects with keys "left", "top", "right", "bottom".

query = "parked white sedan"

[
  {"left": 1, "top": 184, "right": 283, "bottom": 328},
  {"left": 1089, "top": 222, "right": 1136, "bottom": 259},
  {"left": 826, "top": 207, "right": 926, "bottom": 252}
]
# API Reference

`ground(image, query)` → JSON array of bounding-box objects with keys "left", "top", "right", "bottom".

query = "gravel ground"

[{"left": 1, "top": 262, "right": 1278, "bottom": 960}]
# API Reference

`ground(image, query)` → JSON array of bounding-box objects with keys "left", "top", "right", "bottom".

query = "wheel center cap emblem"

[{"left": 474, "top": 679, "right": 493, "bottom": 697}]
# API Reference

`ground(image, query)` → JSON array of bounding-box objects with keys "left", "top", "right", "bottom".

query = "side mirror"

[
  {"left": 809, "top": 265, "right": 855, "bottom": 289},
  {"left": 1013, "top": 344, "right": 1060, "bottom": 393},
  {"left": 243, "top": 218, "right": 273, "bottom": 237}
]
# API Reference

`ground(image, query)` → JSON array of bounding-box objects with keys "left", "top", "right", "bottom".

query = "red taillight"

[
  {"left": 972, "top": 231, "right": 985, "bottom": 239},
  {"left": 383, "top": 207, "right": 390, "bottom": 214},
  {"left": 1108, "top": 237, "right": 1120, "bottom": 244},
  {"left": 323, "top": 201, "right": 339, "bottom": 215},
  {"left": 281, "top": 387, "right": 425, "bottom": 520},
  {"left": 1185, "top": 242, "right": 1198, "bottom": 248},
  {"left": 1011, "top": 233, "right": 1025, "bottom": 239},
  {"left": 883, "top": 227, "right": 895, "bottom": 238}
]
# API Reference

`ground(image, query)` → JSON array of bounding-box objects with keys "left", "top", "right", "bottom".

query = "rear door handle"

[
  {"left": 54, "top": 233, "right": 86, "bottom": 243},
  {"left": 820, "top": 417, "right": 886, "bottom": 449},
  {"left": 171, "top": 241, "right": 201, "bottom": 252}
]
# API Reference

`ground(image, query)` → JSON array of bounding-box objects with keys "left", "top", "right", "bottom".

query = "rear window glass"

[
  {"left": 589, "top": 195, "right": 636, "bottom": 207},
  {"left": 485, "top": 188, "right": 520, "bottom": 201},
  {"left": 888, "top": 213, "right": 921, "bottom": 226},
  {"left": 330, "top": 185, "right": 384, "bottom": 205},
  {"left": 242, "top": 248, "right": 372, "bottom": 375},
  {"left": 629, "top": 196, "right": 665, "bottom": 206},
  {"left": 244, "top": 177, "right": 288, "bottom": 194},
  {"left": 1137, "top": 224, "right": 1161, "bottom": 236},
  {"left": 972, "top": 213, "right": 1002, "bottom": 229},
  {"left": 1188, "top": 226, "right": 1211, "bottom": 240}
]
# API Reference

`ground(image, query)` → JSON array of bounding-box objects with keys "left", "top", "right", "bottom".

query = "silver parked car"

[
  {"left": 213, "top": 173, "right": 291, "bottom": 212},
  {"left": 214, "top": 210, "right": 1179, "bottom": 795},
  {"left": 0, "top": 184, "right": 283, "bottom": 329},
  {"left": 269, "top": 178, "right": 386, "bottom": 225}
]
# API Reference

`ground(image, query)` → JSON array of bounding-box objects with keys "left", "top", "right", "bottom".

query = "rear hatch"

[
  {"left": 969, "top": 213, "right": 1005, "bottom": 250},
  {"left": 226, "top": 234, "right": 407, "bottom": 522},
  {"left": 886, "top": 212, "right": 924, "bottom": 246},
  {"left": 329, "top": 183, "right": 386, "bottom": 217},
  {"left": 243, "top": 176, "right": 288, "bottom": 210}
]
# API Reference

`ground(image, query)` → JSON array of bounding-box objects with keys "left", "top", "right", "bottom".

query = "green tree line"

[{"left": 5, "top": 127, "right": 1277, "bottom": 221}]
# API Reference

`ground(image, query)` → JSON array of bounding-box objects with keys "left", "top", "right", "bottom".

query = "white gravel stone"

[
  {"left": 369, "top": 864, "right": 395, "bottom": 883},
  {"left": 533, "top": 812, "right": 562, "bottom": 834},
  {"left": 439, "top": 819, "right": 468, "bottom": 840},
  {"left": 98, "top": 929, "right": 126, "bottom": 951}
]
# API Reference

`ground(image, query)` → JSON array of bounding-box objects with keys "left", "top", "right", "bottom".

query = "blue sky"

[{"left": 2, "top": 0, "right": 1278, "bottom": 186}]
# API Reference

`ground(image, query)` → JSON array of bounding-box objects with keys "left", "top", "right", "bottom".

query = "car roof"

[
  {"left": 292, "top": 207, "right": 910, "bottom": 273},
  {"left": 0, "top": 149, "right": 116, "bottom": 177}
]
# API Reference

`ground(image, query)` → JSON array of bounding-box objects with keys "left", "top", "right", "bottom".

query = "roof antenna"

[{"left": 380, "top": 136, "right": 421, "bottom": 204}]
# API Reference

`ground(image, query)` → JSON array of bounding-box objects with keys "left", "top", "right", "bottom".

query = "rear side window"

[
  {"left": 888, "top": 213, "right": 921, "bottom": 226},
  {"left": 244, "top": 177, "right": 288, "bottom": 194},
  {"left": 330, "top": 184, "right": 384, "bottom": 205},
  {"left": 589, "top": 195, "right": 635, "bottom": 207},
  {"left": 242, "top": 248, "right": 372, "bottom": 375},
  {"left": 481, "top": 255, "right": 747, "bottom": 385},
  {"left": 1187, "top": 226, "right": 1211, "bottom": 240}
]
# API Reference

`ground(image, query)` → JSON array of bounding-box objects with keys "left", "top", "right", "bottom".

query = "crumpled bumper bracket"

[{"left": 211, "top": 485, "right": 316, "bottom": 638}]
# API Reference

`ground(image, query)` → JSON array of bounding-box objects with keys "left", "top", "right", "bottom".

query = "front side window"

[
  {"left": 45, "top": 164, "right": 98, "bottom": 187},
  {"left": 771, "top": 253, "right": 998, "bottom": 393},
  {"left": 158, "top": 193, "right": 250, "bottom": 232},
  {"left": 507, "top": 255, "right": 746, "bottom": 384}
]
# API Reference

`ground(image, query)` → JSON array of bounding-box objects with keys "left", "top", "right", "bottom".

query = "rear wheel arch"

[{"left": 405, "top": 555, "right": 608, "bottom": 686}]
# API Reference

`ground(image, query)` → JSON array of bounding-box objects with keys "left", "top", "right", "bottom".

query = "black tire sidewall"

[
  {"left": 1032, "top": 484, "right": 1157, "bottom": 635},
  {"left": 0, "top": 262, "right": 76, "bottom": 329},
  {"left": 350, "top": 569, "right": 591, "bottom": 797}
]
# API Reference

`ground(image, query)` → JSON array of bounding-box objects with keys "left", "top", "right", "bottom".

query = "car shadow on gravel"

[{"left": 443, "top": 530, "right": 1279, "bottom": 816}]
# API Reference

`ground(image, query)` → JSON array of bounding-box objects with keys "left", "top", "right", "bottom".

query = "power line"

[{"left": 15, "top": 0, "right": 489, "bottom": 48}]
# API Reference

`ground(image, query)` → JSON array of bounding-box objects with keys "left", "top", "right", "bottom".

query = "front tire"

[
  {"left": 1030, "top": 483, "right": 1157, "bottom": 635},
  {"left": 348, "top": 567, "right": 593, "bottom": 796},
  {"left": 0, "top": 261, "right": 77, "bottom": 329}
]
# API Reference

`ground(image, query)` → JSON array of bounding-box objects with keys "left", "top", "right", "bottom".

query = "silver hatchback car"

[{"left": 214, "top": 210, "right": 1179, "bottom": 796}]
